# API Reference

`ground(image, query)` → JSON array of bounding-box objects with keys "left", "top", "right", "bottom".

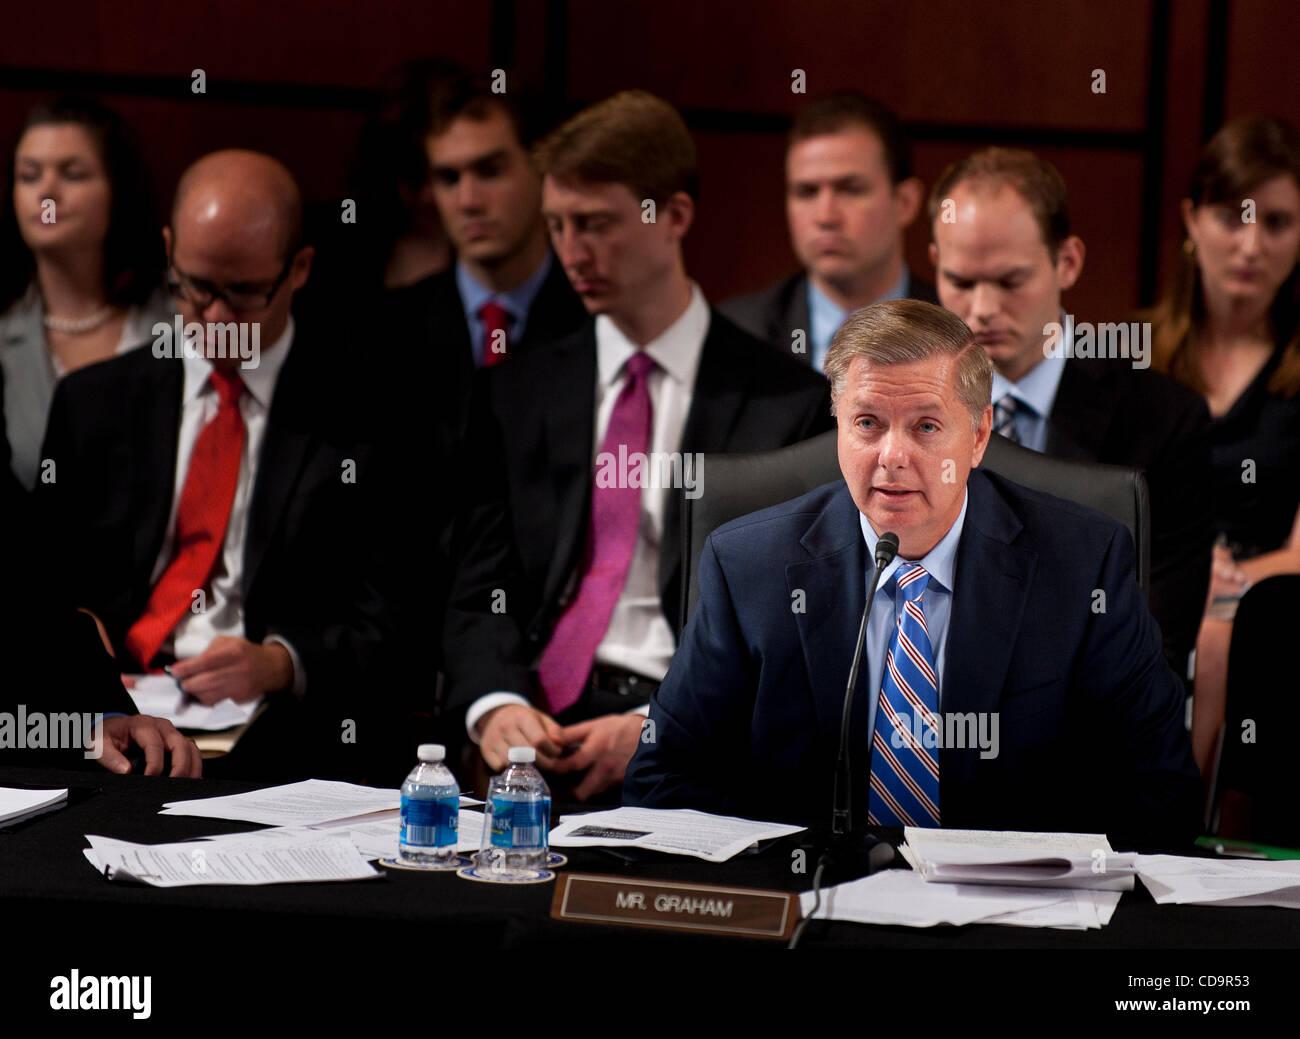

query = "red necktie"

[
  {"left": 537, "top": 351, "right": 655, "bottom": 714},
  {"left": 125, "top": 368, "right": 245, "bottom": 669},
  {"left": 478, "top": 301, "right": 512, "bottom": 367}
]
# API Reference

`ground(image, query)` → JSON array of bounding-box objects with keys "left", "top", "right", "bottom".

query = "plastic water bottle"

[
  {"left": 482, "top": 747, "right": 551, "bottom": 872},
  {"left": 399, "top": 744, "right": 459, "bottom": 865}
]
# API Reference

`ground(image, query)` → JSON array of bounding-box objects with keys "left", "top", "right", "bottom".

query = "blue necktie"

[
  {"left": 868, "top": 563, "right": 941, "bottom": 827},
  {"left": 993, "top": 393, "right": 1021, "bottom": 443}
]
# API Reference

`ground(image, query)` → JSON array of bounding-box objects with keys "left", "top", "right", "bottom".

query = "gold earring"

[{"left": 1183, "top": 238, "right": 1196, "bottom": 256}]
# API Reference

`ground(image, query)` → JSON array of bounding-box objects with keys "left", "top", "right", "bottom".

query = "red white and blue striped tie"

[{"left": 867, "top": 563, "right": 941, "bottom": 827}]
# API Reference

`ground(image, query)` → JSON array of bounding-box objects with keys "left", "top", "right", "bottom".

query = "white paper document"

[
  {"left": 84, "top": 833, "right": 380, "bottom": 887},
  {"left": 1136, "top": 854, "right": 1300, "bottom": 908},
  {"left": 127, "top": 674, "right": 261, "bottom": 732},
  {"left": 802, "top": 868, "right": 1122, "bottom": 930},
  {"left": 0, "top": 787, "right": 67, "bottom": 826},
  {"left": 549, "top": 807, "right": 804, "bottom": 862},
  {"left": 159, "top": 779, "right": 399, "bottom": 826},
  {"left": 903, "top": 827, "right": 1136, "bottom": 891}
]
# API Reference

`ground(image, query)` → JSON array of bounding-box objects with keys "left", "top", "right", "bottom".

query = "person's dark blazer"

[
  {"left": 387, "top": 253, "right": 589, "bottom": 454},
  {"left": 34, "top": 335, "right": 394, "bottom": 780},
  {"left": 624, "top": 469, "right": 1203, "bottom": 846},
  {"left": 441, "top": 310, "right": 836, "bottom": 722},
  {"left": 1045, "top": 356, "right": 1213, "bottom": 678},
  {"left": 719, "top": 269, "right": 939, "bottom": 363}
]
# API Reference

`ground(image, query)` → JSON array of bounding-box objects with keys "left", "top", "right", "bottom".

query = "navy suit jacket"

[{"left": 624, "top": 469, "right": 1203, "bottom": 845}]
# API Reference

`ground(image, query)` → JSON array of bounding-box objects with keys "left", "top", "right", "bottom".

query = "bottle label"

[
  {"left": 490, "top": 796, "right": 551, "bottom": 849},
  {"left": 400, "top": 795, "right": 458, "bottom": 848}
]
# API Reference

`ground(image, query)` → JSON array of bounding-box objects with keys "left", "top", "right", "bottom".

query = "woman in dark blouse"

[{"left": 1146, "top": 115, "right": 1300, "bottom": 777}]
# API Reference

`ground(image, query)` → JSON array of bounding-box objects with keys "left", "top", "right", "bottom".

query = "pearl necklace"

[{"left": 44, "top": 305, "right": 114, "bottom": 334}]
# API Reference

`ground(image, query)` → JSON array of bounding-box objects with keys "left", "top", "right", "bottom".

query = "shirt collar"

[
  {"left": 807, "top": 278, "right": 847, "bottom": 330},
  {"left": 858, "top": 487, "right": 968, "bottom": 595},
  {"left": 455, "top": 251, "right": 554, "bottom": 325},
  {"left": 595, "top": 281, "right": 709, "bottom": 389},
  {"left": 989, "top": 310, "right": 1070, "bottom": 417},
  {"left": 181, "top": 315, "right": 294, "bottom": 408}
]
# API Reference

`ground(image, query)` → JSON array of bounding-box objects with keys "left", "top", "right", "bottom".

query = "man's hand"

[
  {"left": 1208, "top": 544, "right": 1249, "bottom": 602},
  {"left": 478, "top": 704, "right": 565, "bottom": 771},
  {"left": 89, "top": 716, "right": 203, "bottom": 777},
  {"left": 551, "top": 713, "right": 644, "bottom": 801},
  {"left": 169, "top": 637, "right": 292, "bottom": 704}
]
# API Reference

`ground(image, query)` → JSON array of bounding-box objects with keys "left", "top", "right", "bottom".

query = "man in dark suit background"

[
  {"left": 720, "top": 92, "right": 937, "bottom": 372},
  {"left": 928, "top": 148, "right": 1212, "bottom": 680},
  {"left": 37, "top": 150, "right": 392, "bottom": 781},
  {"left": 625, "top": 300, "right": 1202, "bottom": 844},
  {"left": 443, "top": 91, "right": 834, "bottom": 800},
  {"left": 387, "top": 72, "right": 587, "bottom": 454}
]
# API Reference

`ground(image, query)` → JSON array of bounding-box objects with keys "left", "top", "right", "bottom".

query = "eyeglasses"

[{"left": 167, "top": 254, "right": 296, "bottom": 314}]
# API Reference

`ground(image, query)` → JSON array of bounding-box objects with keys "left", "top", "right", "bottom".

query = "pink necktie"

[{"left": 537, "top": 351, "right": 655, "bottom": 713}]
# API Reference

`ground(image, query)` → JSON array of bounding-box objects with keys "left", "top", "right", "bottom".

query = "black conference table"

[{"left": 2, "top": 764, "right": 1298, "bottom": 1016}]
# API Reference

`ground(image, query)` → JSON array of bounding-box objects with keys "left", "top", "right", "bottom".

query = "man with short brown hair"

[
  {"left": 443, "top": 91, "right": 833, "bottom": 800},
  {"left": 722, "top": 91, "right": 935, "bottom": 371}
]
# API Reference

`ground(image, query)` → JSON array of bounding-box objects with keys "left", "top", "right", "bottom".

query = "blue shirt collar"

[
  {"left": 858, "top": 486, "right": 967, "bottom": 594},
  {"left": 989, "top": 310, "right": 1070, "bottom": 417},
  {"left": 455, "top": 251, "right": 554, "bottom": 333}
]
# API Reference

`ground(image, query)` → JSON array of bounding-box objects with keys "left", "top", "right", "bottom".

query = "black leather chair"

[
  {"left": 1206, "top": 575, "right": 1300, "bottom": 846},
  {"left": 680, "top": 430, "right": 1150, "bottom": 628}
]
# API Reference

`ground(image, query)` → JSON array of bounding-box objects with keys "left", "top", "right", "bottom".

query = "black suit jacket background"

[
  {"left": 441, "top": 309, "right": 835, "bottom": 722},
  {"left": 1045, "top": 355, "right": 1213, "bottom": 675}
]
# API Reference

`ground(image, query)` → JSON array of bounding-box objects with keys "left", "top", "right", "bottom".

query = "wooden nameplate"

[{"left": 551, "top": 872, "right": 799, "bottom": 940}]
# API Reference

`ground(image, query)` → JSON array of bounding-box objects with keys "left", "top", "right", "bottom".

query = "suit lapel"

[
  {"left": 542, "top": 327, "right": 597, "bottom": 606},
  {"left": 132, "top": 358, "right": 183, "bottom": 591},
  {"left": 660, "top": 312, "right": 750, "bottom": 601},
  {"left": 243, "top": 344, "right": 314, "bottom": 600},
  {"left": 1045, "top": 358, "right": 1112, "bottom": 461},
  {"left": 785, "top": 483, "right": 868, "bottom": 750},
  {"left": 939, "top": 470, "right": 1037, "bottom": 797},
  {"left": 785, "top": 273, "right": 812, "bottom": 365}
]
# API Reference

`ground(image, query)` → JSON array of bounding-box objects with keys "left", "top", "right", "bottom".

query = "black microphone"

[{"left": 831, "top": 530, "right": 898, "bottom": 838}]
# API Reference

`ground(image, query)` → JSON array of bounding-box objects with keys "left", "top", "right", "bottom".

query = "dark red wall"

[{"left": 1, "top": 0, "right": 1294, "bottom": 322}]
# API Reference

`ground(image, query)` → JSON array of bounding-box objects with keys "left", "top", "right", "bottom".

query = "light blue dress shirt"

[
  {"left": 857, "top": 490, "right": 967, "bottom": 742},
  {"left": 806, "top": 266, "right": 911, "bottom": 374},
  {"left": 988, "top": 312, "right": 1071, "bottom": 452},
  {"left": 455, "top": 252, "right": 555, "bottom": 366}
]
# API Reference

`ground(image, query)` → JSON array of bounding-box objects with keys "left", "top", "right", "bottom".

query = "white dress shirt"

[
  {"left": 466, "top": 284, "right": 710, "bottom": 738},
  {"left": 147, "top": 317, "right": 304, "bottom": 694}
]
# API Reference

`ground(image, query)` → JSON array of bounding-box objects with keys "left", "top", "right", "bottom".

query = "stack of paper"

[
  {"left": 902, "top": 828, "right": 1137, "bottom": 891},
  {"left": 160, "top": 779, "right": 400, "bottom": 826},
  {"left": 549, "top": 807, "right": 804, "bottom": 862},
  {"left": 0, "top": 787, "right": 67, "bottom": 827},
  {"left": 801, "top": 868, "right": 1121, "bottom": 930},
  {"left": 127, "top": 674, "right": 261, "bottom": 731},
  {"left": 1137, "top": 855, "right": 1300, "bottom": 908},
  {"left": 84, "top": 833, "right": 380, "bottom": 887}
]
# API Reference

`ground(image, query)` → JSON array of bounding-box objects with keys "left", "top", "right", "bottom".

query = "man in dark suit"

[
  {"left": 387, "top": 73, "right": 587, "bottom": 453},
  {"left": 720, "top": 92, "right": 936, "bottom": 372},
  {"left": 928, "top": 148, "right": 1212, "bottom": 680},
  {"left": 443, "top": 91, "right": 834, "bottom": 800},
  {"left": 37, "top": 150, "right": 392, "bottom": 781},
  {"left": 625, "top": 300, "right": 1202, "bottom": 844}
]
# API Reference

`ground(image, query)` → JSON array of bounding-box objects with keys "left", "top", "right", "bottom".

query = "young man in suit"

[
  {"left": 388, "top": 73, "right": 587, "bottom": 454},
  {"left": 37, "top": 150, "right": 392, "bottom": 781},
  {"left": 928, "top": 148, "right": 1212, "bottom": 680},
  {"left": 626, "top": 300, "right": 1202, "bottom": 844},
  {"left": 720, "top": 92, "right": 936, "bottom": 372},
  {"left": 443, "top": 91, "right": 834, "bottom": 800}
]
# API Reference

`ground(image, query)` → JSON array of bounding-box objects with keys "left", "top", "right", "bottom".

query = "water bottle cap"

[
  {"left": 417, "top": 743, "right": 446, "bottom": 763},
  {"left": 507, "top": 746, "right": 535, "bottom": 763}
]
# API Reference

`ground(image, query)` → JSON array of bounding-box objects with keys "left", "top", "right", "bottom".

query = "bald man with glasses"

[{"left": 36, "top": 149, "right": 397, "bottom": 781}]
